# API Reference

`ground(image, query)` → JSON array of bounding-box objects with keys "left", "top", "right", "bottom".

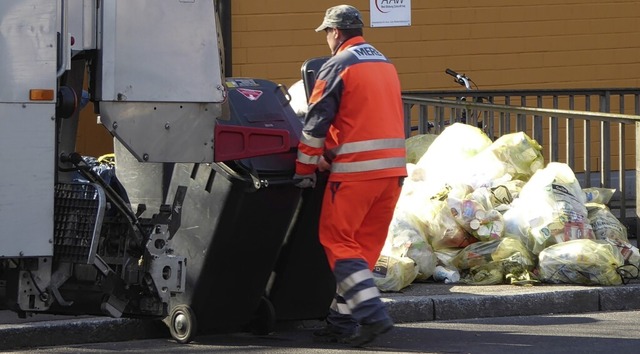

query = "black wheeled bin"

[{"left": 158, "top": 78, "right": 334, "bottom": 341}]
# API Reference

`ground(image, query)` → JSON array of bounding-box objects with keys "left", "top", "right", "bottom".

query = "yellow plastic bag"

[
  {"left": 406, "top": 134, "right": 437, "bottom": 164},
  {"left": 486, "top": 132, "right": 544, "bottom": 181},
  {"left": 373, "top": 255, "right": 419, "bottom": 292},
  {"left": 537, "top": 239, "right": 624, "bottom": 285},
  {"left": 463, "top": 255, "right": 538, "bottom": 286},
  {"left": 457, "top": 238, "right": 536, "bottom": 285},
  {"left": 504, "top": 162, "right": 595, "bottom": 255},
  {"left": 384, "top": 208, "right": 438, "bottom": 281},
  {"left": 583, "top": 187, "right": 616, "bottom": 204},
  {"left": 424, "top": 198, "right": 477, "bottom": 250},
  {"left": 448, "top": 186, "right": 505, "bottom": 242},
  {"left": 451, "top": 239, "right": 501, "bottom": 270},
  {"left": 587, "top": 203, "right": 628, "bottom": 242}
]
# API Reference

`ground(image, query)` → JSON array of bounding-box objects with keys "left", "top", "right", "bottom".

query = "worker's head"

[{"left": 316, "top": 5, "right": 364, "bottom": 54}]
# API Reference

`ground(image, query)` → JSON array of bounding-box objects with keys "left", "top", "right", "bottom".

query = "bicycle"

[{"left": 444, "top": 68, "right": 485, "bottom": 129}]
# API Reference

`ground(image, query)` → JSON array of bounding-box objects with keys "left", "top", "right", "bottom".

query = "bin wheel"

[
  {"left": 169, "top": 304, "right": 198, "bottom": 344},
  {"left": 250, "top": 296, "right": 276, "bottom": 335}
]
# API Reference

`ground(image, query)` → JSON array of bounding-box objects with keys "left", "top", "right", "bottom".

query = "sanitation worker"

[{"left": 293, "top": 4, "right": 407, "bottom": 347}]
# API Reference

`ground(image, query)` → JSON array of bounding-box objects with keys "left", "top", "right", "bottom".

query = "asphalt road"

[{"left": 6, "top": 310, "right": 640, "bottom": 354}]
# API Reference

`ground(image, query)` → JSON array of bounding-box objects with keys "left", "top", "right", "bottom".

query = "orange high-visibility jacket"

[{"left": 296, "top": 36, "right": 407, "bottom": 182}]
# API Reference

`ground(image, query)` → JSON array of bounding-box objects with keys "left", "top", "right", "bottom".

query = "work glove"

[{"left": 293, "top": 173, "right": 316, "bottom": 188}]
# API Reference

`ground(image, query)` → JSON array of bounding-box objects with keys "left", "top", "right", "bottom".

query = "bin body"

[
  {"left": 166, "top": 162, "right": 301, "bottom": 331},
  {"left": 165, "top": 78, "right": 305, "bottom": 331},
  {"left": 267, "top": 172, "right": 336, "bottom": 320}
]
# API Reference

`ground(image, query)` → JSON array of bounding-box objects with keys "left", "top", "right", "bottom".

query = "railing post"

[
  {"left": 534, "top": 96, "right": 544, "bottom": 158},
  {"left": 584, "top": 96, "right": 592, "bottom": 187},
  {"left": 636, "top": 94, "right": 640, "bottom": 238},
  {"left": 619, "top": 95, "right": 626, "bottom": 224},
  {"left": 600, "top": 93, "right": 611, "bottom": 189},
  {"left": 403, "top": 102, "right": 412, "bottom": 138},
  {"left": 419, "top": 104, "right": 428, "bottom": 134},
  {"left": 549, "top": 95, "right": 559, "bottom": 163},
  {"left": 636, "top": 121, "right": 640, "bottom": 239},
  {"left": 567, "top": 95, "right": 575, "bottom": 170}
]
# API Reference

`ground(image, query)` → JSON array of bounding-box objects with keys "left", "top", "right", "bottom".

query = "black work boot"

[
  {"left": 347, "top": 317, "right": 394, "bottom": 347},
  {"left": 312, "top": 324, "right": 356, "bottom": 343}
]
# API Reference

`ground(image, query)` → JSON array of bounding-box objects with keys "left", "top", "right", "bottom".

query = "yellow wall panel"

[
  {"left": 77, "top": 0, "right": 640, "bottom": 159},
  {"left": 230, "top": 0, "right": 640, "bottom": 90}
]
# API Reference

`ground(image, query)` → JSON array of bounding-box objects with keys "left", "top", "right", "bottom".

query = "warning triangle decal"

[{"left": 237, "top": 88, "right": 263, "bottom": 101}]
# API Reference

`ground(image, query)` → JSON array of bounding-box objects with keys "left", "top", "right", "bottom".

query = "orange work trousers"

[{"left": 319, "top": 176, "right": 403, "bottom": 271}]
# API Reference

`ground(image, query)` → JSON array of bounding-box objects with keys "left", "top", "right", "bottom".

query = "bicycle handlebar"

[
  {"left": 445, "top": 68, "right": 472, "bottom": 90},
  {"left": 445, "top": 68, "right": 459, "bottom": 78}
]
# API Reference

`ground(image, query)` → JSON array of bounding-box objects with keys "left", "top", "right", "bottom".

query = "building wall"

[
  {"left": 232, "top": 0, "right": 640, "bottom": 90},
  {"left": 77, "top": 0, "right": 640, "bottom": 156}
]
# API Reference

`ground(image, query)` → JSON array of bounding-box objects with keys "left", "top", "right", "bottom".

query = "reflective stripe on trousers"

[{"left": 331, "top": 258, "right": 389, "bottom": 324}]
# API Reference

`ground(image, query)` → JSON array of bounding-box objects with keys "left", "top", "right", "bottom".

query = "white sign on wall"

[{"left": 370, "top": 0, "right": 411, "bottom": 28}]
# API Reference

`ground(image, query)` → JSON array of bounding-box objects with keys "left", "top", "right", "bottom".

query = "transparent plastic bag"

[
  {"left": 406, "top": 134, "right": 437, "bottom": 164},
  {"left": 451, "top": 239, "right": 501, "bottom": 270},
  {"left": 463, "top": 254, "right": 539, "bottom": 285},
  {"left": 415, "top": 123, "right": 492, "bottom": 198},
  {"left": 537, "top": 239, "right": 624, "bottom": 285},
  {"left": 423, "top": 198, "right": 477, "bottom": 250},
  {"left": 462, "top": 238, "right": 537, "bottom": 285},
  {"left": 448, "top": 186, "right": 504, "bottom": 242},
  {"left": 492, "top": 237, "right": 536, "bottom": 270},
  {"left": 434, "top": 248, "right": 461, "bottom": 269},
  {"left": 602, "top": 238, "right": 640, "bottom": 268},
  {"left": 459, "top": 131, "right": 544, "bottom": 190},
  {"left": 505, "top": 162, "right": 595, "bottom": 255},
  {"left": 384, "top": 208, "right": 438, "bottom": 281},
  {"left": 394, "top": 180, "right": 476, "bottom": 252},
  {"left": 373, "top": 255, "right": 419, "bottom": 292},
  {"left": 583, "top": 187, "right": 616, "bottom": 204},
  {"left": 453, "top": 237, "right": 535, "bottom": 284},
  {"left": 490, "top": 180, "right": 526, "bottom": 212},
  {"left": 587, "top": 203, "right": 628, "bottom": 242},
  {"left": 486, "top": 132, "right": 544, "bottom": 182}
]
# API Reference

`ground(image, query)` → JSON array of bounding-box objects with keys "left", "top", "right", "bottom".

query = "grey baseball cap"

[{"left": 315, "top": 5, "right": 364, "bottom": 32}]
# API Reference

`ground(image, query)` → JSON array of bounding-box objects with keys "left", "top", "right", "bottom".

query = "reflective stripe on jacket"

[{"left": 295, "top": 36, "right": 407, "bottom": 181}]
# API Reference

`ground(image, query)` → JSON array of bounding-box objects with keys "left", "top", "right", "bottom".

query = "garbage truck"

[{"left": 0, "top": 0, "right": 335, "bottom": 343}]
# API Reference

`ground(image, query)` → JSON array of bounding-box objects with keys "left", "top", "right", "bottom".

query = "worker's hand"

[
  {"left": 293, "top": 173, "right": 316, "bottom": 188},
  {"left": 318, "top": 156, "right": 331, "bottom": 172}
]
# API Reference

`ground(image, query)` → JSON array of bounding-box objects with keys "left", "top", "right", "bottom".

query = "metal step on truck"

[{"left": 0, "top": 0, "right": 335, "bottom": 343}]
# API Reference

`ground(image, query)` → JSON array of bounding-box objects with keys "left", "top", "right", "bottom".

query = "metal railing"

[{"left": 401, "top": 88, "right": 640, "bottom": 227}]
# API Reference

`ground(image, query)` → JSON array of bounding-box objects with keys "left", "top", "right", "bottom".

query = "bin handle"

[
  {"left": 258, "top": 178, "right": 299, "bottom": 188},
  {"left": 276, "top": 83, "right": 292, "bottom": 107}
]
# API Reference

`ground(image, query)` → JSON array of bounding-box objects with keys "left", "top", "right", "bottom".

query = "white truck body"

[
  {"left": 0, "top": 1, "right": 58, "bottom": 257},
  {"left": 0, "top": 0, "right": 225, "bottom": 258}
]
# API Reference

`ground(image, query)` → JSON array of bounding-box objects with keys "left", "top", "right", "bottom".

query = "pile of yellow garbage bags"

[{"left": 374, "top": 123, "right": 637, "bottom": 291}]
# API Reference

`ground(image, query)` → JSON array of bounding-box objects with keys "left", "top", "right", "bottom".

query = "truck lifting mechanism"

[{"left": 0, "top": 0, "right": 335, "bottom": 343}]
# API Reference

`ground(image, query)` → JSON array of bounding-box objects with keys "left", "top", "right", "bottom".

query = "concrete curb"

[
  {"left": 384, "top": 281, "right": 640, "bottom": 323},
  {"left": 0, "top": 317, "right": 168, "bottom": 350},
  {"left": 2, "top": 282, "right": 640, "bottom": 350},
  {"left": 384, "top": 290, "right": 602, "bottom": 322}
]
